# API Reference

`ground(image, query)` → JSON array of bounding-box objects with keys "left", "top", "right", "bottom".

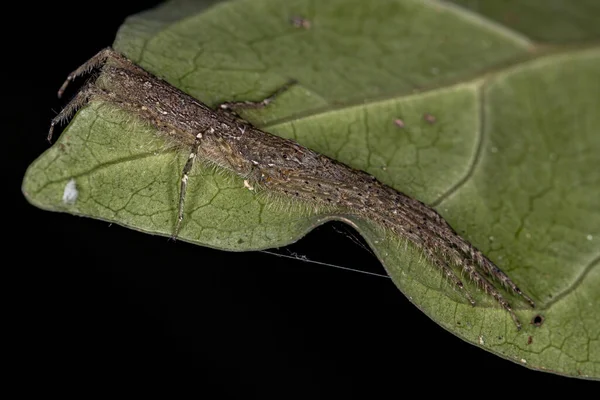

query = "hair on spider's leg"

[
  {"left": 461, "top": 259, "right": 522, "bottom": 330},
  {"left": 474, "top": 252, "right": 536, "bottom": 308},
  {"left": 218, "top": 79, "right": 298, "bottom": 111},
  {"left": 424, "top": 247, "right": 476, "bottom": 307},
  {"left": 58, "top": 48, "right": 114, "bottom": 98},
  {"left": 172, "top": 132, "right": 203, "bottom": 240},
  {"left": 48, "top": 84, "right": 103, "bottom": 142},
  {"left": 57, "top": 47, "right": 139, "bottom": 98},
  {"left": 451, "top": 240, "right": 536, "bottom": 308}
]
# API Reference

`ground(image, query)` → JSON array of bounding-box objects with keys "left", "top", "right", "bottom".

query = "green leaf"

[
  {"left": 448, "top": 0, "right": 600, "bottom": 43},
  {"left": 22, "top": 0, "right": 599, "bottom": 379}
]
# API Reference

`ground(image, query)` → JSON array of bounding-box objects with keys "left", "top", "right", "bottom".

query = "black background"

[{"left": 9, "top": 0, "right": 597, "bottom": 396}]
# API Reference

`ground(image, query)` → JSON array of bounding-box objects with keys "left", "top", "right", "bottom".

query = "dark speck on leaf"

[
  {"left": 290, "top": 16, "right": 311, "bottom": 29},
  {"left": 423, "top": 113, "right": 436, "bottom": 124},
  {"left": 531, "top": 314, "right": 544, "bottom": 327}
]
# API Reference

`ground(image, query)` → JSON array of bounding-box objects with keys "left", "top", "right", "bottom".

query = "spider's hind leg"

[
  {"left": 473, "top": 250, "right": 536, "bottom": 308},
  {"left": 462, "top": 259, "right": 523, "bottom": 330},
  {"left": 424, "top": 247, "right": 477, "bottom": 307}
]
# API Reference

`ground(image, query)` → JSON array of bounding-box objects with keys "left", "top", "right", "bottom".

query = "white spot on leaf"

[{"left": 62, "top": 179, "right": 78, "bottom": 205}]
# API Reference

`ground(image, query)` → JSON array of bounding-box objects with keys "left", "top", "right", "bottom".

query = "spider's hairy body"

[{"left": 51, "top": 48, "right": 535, "bottom": 329}]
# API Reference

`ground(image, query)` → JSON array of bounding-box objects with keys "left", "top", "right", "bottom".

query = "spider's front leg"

[
  {"left": 57, "top": 47, "right": 140, "bottom": 98},
  {"left": 48, "top": 84, "right": 110, "bottom": 142}
]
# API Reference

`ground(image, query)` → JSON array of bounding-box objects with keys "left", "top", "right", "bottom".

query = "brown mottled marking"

[{"left": 290, "top": 15, "right": 311, "bottom": 29}]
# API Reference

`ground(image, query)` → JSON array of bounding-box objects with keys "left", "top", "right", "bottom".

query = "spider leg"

[
  {"left": 172, "top": 132, "right": 204, "bottom": 240},
  {"left": 49, "top": 83, "right": 108, "bottom": 142},
  {"left": 472, "top": 249, "right": 536, "bottom": 308},
  {"left": 57, "top": 47, "right": 142, "bottom": 98},
  {"left": 462, "top": 259, "right": 523, "bottom": 330},
  {"left": 424, "top": 247, "right": 477, "bottom": 307},
  {"left": 218, "top": 80, "right": 297, "bottom": 111}
]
